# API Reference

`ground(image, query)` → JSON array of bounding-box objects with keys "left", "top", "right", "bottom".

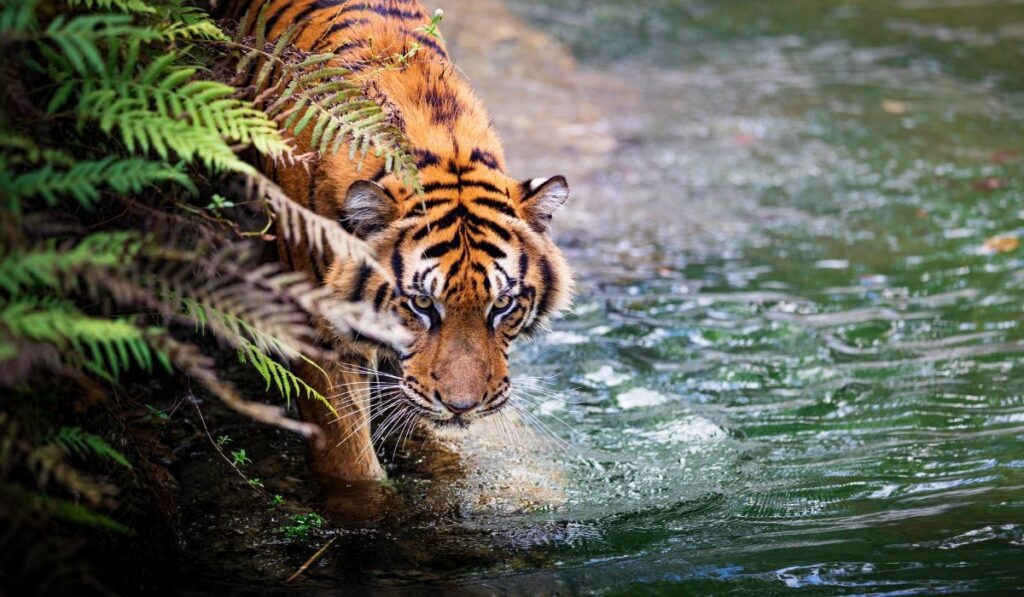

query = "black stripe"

[
  {"left": 445, "top": 257, "right": 464, "bottom": 282},
  {"left": 402, "top": 197, "right": 451, "bottom": 219},
  {"left": 282, "top": 242, "right": 296, "bottom": 271},
  {"left": 322, "top": 2, "right": 425, "bottom": 19},
  {"left": 471, "top": 262, "right": 492, "bottom": 293},
  {"left": 310, "top": 252, "right": 325, "bottom": 285},
  {"left": 422, "top": 237, "right": 460, "bottom": 259},
  {"left": 307, "top": 164, "right": 325, "bottom": 284},
  {"left": 365, "top": 3, "right": 424, "bottom": 19},
  {"left": 325, "top": 18, "right": 369, "bottom": 36},
  {"left": 333, "top": 39, "right": 365, "bottom": 54},
  {"left": 290, "top": 0, "right": 350, "bottom": 26},
  {"left": 372, "top": 282, "right": 389, "bottom": 310},
  {"left": 447, "top": 160, "right": 472, "bottom": 176},
  {"left": 505, "top": 308, "right": 525, "bottom": 328},
  {"left": 465, "top": 211, "right": 512, "bottom": 241},
  {"left": 473, "top": 197, "right": 517, "bottom": 218},
  {"left": 461, "top": 179, "right": 505, "bottom": 195},
  {"left": 391, "top": 228, "right": 408, "bottom": 286},
  {"left": 414, "top": 149, "right": 441, "bottom": 168},
  {"left": 412, "top": 204, "right": 466, "bottom": 241},
  {"left": 263, "top": 2, "right": 294, "bottom": 36},
  {"left": 420, "top": 181, "right": 459, "bottom": 194},
  {"left": 473, "top": 241, "right": 506, "bottom": 260},
  {"left": 415, "top": 264, "right": 438, "bottom": 292},
  {"left": 494, "top": 262, "right": 512, "bottom": 287},
  {"left": 535, "top": 257, "right": 555, "bottom": 318},
  {"left": 469, "top": 148, "right": 500, "bottom": 170},
  {"left": 349, "top": 264, "right": 372, "bottom": 301}
]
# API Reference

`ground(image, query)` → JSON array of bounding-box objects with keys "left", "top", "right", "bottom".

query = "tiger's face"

[{"left": 333, "top": 164, "right": 572, "bottom": 429}]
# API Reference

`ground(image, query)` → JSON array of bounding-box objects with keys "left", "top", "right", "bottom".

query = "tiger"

[{"left": 222, "top": 0, "right": 574, "bottom": 480}]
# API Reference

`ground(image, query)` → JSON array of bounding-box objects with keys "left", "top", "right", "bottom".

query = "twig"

[
  {"left": 285, "top": 535, "right": 337, "bottom": 583},
  {"left": 187, "top": 387, "right": 264, "bottom": 495}
]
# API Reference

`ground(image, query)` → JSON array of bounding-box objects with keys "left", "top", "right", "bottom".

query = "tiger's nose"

[{"left": 442, "top": 396, "right": 477, "bottom": 414}]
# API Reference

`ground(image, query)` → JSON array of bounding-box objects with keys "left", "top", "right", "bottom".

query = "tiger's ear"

[
  {"left": 520, "top": 175, "right": 569, "bottom": 233},
  {"left": 341, "top": 180, "right": 399, "bottom": 237}
]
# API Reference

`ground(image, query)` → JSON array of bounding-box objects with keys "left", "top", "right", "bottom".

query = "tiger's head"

[{"left": 332, "top": 153, "right": 572, "bottom": 430}]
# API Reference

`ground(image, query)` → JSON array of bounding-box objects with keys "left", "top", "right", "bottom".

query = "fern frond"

[
  {"left": 8, "top": 484, "right": 132, "bottom": 533},
  {"left": 268, "top": 72, "right": 421, "bottom": 193},
  {"left": 43, "top": 14, "right": 157, "bottom": 75},
  {"left": 180, "top": 293, "right": 307, "bottom": 360},
  {"left": 72, "top": 61, "right": 293, "bottom": 170},
  {"left": 0, "top": 133, "right": 76, "bottom": 167},
  {"left": 0, "top": 231, "right": 142, "bottom": 294},
  {"left": 320, "top": 300, "right": 413, "bottom": 350},
  {"left": 254, "top": 173, "right": 385, "bottom": 273},
  {"left": 236, "top": 342, "right": 330, "bottom": 410},
  {"left": 150, "top": 333, "right": 323, "bottom": 437},
  {"left": 0, "top": 298, "right": 163, "bottom": 381},
  {"left": 122, "top": 56, "right": 289, "bottom": 157},
  {"left": 0, "top": 0, "right": 40, "bottom": 33},
  {"left": 26, "top": 443, "right": 119, "bottom": 506},
  {"left": 237, "top": 10, "right": 421, "bottom": 192},
  {"left": 78, "top": 97, "right": 254, "bottom": 173},
  {"left": 155, "top": 5, "right": 228, "bottom": 42},
  {"left": 64, "top": 0, "right": 157, "bottom": 15},
  {"left": 1, "top": 157, "right": 195, "bottom": 210},
  {"left": 51, "top": 426, "right": 132, "bottom": 469},
  {"left": 44, "top": 495, "right": 133, "bottom": 533}
]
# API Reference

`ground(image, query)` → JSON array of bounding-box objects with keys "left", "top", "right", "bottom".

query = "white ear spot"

[{"left": 529, "top": 177, "right": 548, "bottom": 192}]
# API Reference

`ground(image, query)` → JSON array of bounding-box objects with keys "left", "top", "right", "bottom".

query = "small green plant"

[
  {"left": 214, "top": 435, "right": 232, "bottom": 449},
  {"left": 247, "top": 477, "right": 264, "bottom": 488},
  {"left": 142, "top": 405, "right": 170, "bottom": 424},
  {"left": 421, "top": 8, "right": 444, "bottom": 40},
  {"left": 230, "top": 449, "right": 252, "bottom": 467},
  {"left": 279, "top": 512, "right": 325, "bottom": 542},
  {"left": 204, "top": 194, "right": 235, "bottom": 215},
  {"left": 269, "top": 494, "right": 284, "bottom": 508}
]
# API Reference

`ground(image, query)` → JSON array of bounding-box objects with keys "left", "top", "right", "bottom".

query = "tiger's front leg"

[{"left": 295, "top": 357, "right": 385, "bottom": 481}]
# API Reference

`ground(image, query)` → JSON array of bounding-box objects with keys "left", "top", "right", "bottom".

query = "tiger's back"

[{"left": 228, "top": 0, "right": 505, "bottom": 278}]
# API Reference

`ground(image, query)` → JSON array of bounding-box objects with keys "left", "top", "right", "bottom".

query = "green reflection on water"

[{"left": 509, "top": 0, "right": 1024, "bottom": 91}]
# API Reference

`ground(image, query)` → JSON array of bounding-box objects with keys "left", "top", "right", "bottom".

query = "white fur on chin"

[{"left": 429, "top": 420, "right": 475, "bottom": 440}]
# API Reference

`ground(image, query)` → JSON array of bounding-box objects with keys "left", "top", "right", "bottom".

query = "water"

[{"left": 177, "top": 0, "right": 1024, "bottom": 593}]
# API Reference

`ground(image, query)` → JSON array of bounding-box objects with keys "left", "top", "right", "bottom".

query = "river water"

[{"left": 179, "top": 0, "right": 1024, "bottom": 593}]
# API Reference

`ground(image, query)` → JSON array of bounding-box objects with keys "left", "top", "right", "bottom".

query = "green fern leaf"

[
  {"left": 2, "top": 157, "right": 195, "bottom": 210},
  {"left": 0, "top": 0, "right": 40, "bottom": 33},
  {"left": 43, "top": 13, "right": 157, "bottom": 75},
  {"left": 0, "top": 231, "right": 142, "bottom": 294},
  {"left": 51, "top": 426, "right": 132, "bottom": 469},
  {"left": 237, "top": 342, "right": 333, "bottom": 412},
  {"left": 64, "top": 0, "right": 157, "bottom": 15},
  {"left": 0, "top": 298, "right": 162, "bottom": 381}
]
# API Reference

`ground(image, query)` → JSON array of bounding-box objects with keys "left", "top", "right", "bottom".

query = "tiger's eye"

[
  {"left": 493, "top": 295, "right": 512, "bottom": 310},
  {"left": 413, "top": 295, "right": 433, "bottom": 310}
]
